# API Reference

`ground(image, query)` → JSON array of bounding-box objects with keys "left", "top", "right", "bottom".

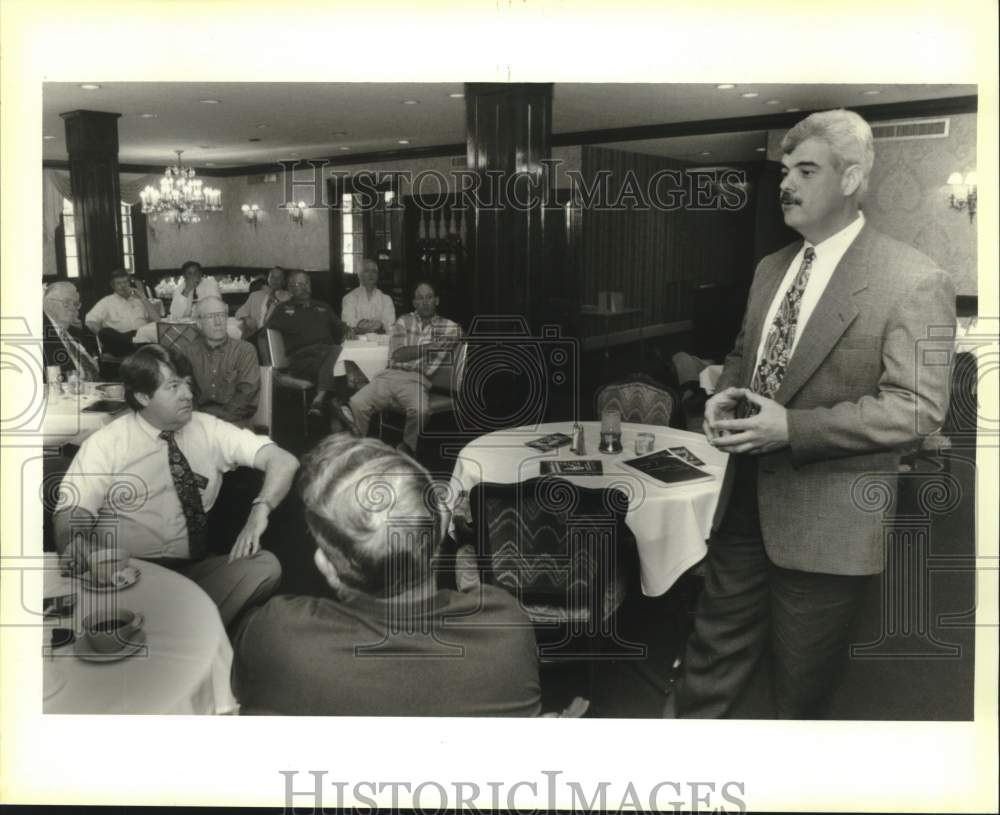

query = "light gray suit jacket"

[{"left": 714, "top": 224, "right": 956, "bottom": 575}]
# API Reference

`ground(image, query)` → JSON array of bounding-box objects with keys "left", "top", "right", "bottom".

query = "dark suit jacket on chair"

[{"left": 714, "top": 224, "right": 955, "bottom": 576}]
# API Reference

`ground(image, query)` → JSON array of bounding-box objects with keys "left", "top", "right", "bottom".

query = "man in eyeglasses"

[
  {"left": 42, "top": 280, "right": 100, "bottom": 381},
  {"left": 184, "top": 296, "right": 261, "bottom": 428}
]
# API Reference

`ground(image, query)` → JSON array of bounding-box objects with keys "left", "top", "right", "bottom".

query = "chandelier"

[{"left": 140, "top": 150, "right": 222, "bottom": 226}]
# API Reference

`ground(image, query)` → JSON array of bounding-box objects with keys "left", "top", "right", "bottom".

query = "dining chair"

[
  {"left": 264, "top": 328, "right": 314, "bottom": 436},
  {"left": 378, "top": 341, "right": 468, "bottom": 455},
  {"left": 251, "top": 365, "right": 274, "bottom": 436},
  {"left": 595, "top": 373, "right": 680, "bottom": 428},
  {"left": 468, "top": 477, "right": 643, "bottom": 671}
]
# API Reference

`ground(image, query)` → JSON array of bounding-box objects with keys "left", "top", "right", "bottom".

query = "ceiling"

[{"left": 42, "top": 82, "right": 976, "bottom": 169}]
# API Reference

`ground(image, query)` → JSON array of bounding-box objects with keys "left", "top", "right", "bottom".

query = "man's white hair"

[
  {"left": 195, "top": 295, "right": 227, "bottom": 317},
  {"left": 781, "top": 109, "right": 875, "bottom": 199}
]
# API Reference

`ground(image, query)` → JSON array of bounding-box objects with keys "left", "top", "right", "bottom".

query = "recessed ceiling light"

[
  {"left": 785, "top": 107, "right": 800, "bottom": 112},
  {"left": 401, "top": 100, "right": 419, "bottom": 105},
  {"left": 199, "top": 144, "right": 212, "bottom": 149},
  {"left": 205, "top": 162, "right": 215, "bottom": 167},
  {"left": 862, "top": 89, "right": 881, "bottom": 96},
  {"left": 138, "top": 113, "right": 158, "bottom": 119},
  {"left": 43, "top": 135, "right": 55, "bottom": 140},
  {"left": 740, "top": 92, "right": 759, "bottom": 99},
  {"left": 331, "top": 130, "right": 348, "bottom": 136},
  {"left": 398, "top": 139, "right": 410, "bottom": 145},
  {"left": 340, "top": 146, "right": 351, "bottom": 151},
  {"left": 756, "top": 147, "right": 767, "bottom": 152},
  {"left": 290, "top": 152, "right": 300, "bottom": 158},
  {"left": 700, "top": 151, "right": 712, "bottom": 156},
  {"left": 448, "top": 92, "right": 464, "bottom": 99},
  {"left": 199, "top": 98, "right": 221, "bottom": 104},
  {"left": 256, "top": 123, "right": 271, "bottom": 129},
  {"left": 765, "top": 99, "right": 781, "bottom": 105},
  {"left": 716, "top": 84, "right": 735, "bottom": 90},
  {"left": 80, "top": 83, "right": 101, "bottom": 91}
]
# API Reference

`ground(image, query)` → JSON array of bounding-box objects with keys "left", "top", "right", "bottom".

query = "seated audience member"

[
  {"left": 169, "top": 260, "right": 222, "bottom": 319},
  {"left": 185, "top": 296, "right": 261, "bottom": 428},
  {"left": 85, "top": 268, "right": 157, "bottom": 356},
  {"left": 348, "top": 281, "right": 462, "bottom": 456},
  {"left": 264, "top": 270, "right": 344, "bottom": 417},
  {"left": 341, "top": 258, "right": 395, "bottom": 336},
  {"left": 55, "top": 344, "right": 299, "bottom": 628},
  {"left": 231, "top": 435, "right": 541, "bottom": 716},
  {"left": 43, "top": 281, "right": 100, "bottom": 381},
  {"left": 236, "top": 266, "right": 291, "bottom": 338}
]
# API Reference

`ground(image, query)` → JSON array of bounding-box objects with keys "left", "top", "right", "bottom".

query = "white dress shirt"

[
  {"left": 341, "top": 286, "right": 396, "bottom": 331},
  {"left": 61, "top": 411, "right": 270, "bottom": 559},
  {"left": 752, "top": 213, "right": 866, "bottom": 372},
  {"left": 169, "top": 276, "right": 222, "bottom": 319},
  {"left": 85, "top": 293, "right": 151, "bottom": 334}
]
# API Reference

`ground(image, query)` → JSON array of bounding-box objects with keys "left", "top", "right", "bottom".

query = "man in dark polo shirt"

[
  {"left": 231, "top": 435, "right": 542, "bottom": 716},
  {"left": 185, "top": 296, "right": 260, "bottom": 428},
  {"left": 264, "top": 271, "right": 344, "bottom": 416}
]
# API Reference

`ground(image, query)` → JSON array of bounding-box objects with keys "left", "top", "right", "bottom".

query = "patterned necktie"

[
  {"left": 60, "top": 328, "right": 101, "bottom": 381},
  {"left": 160, "top": 430, "right": 208, "bottom": 559},
  {"left": 749, "top": 246, "right": 816, "bottom": 400}
]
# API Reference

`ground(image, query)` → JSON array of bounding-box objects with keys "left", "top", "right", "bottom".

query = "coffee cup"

[
  {"left": 87, "top": 547, "right": 130, "bottom": 586},
  {"left": 83, "top": 608, "right": 145, "bottom": 653}
]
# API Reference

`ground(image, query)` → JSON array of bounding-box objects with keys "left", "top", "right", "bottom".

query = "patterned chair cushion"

[
  {"left": 471, "top": 478, "right": 633, "bottom": 625},
  {"left": 596, "top": 377, "right": 677, "bottom": 427}
]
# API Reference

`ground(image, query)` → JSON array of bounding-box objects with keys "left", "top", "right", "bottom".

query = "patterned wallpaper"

[{"left": 766, "top": 112, "right": 978, "bottom": 296}]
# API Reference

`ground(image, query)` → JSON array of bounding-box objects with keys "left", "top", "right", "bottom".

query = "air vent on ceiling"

[
  {"left": 247, "top": 172, "right": 278, "bottom": 185},
  {"left": 871, "top": 118, "right": 950, "bottom": 141}
]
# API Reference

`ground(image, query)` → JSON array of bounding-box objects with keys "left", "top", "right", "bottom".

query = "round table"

[
  {"left": 42, "top": 555, "right": 237, "bottom": 714},
  {"left": 333, "top": 338, "right": 390, "bottom": 380},
  {"left": 450, "top": 421, "right": 728, "bottom": 597},
  {"left": 42, "top": 386, "right": 123, "bottom": 448}
]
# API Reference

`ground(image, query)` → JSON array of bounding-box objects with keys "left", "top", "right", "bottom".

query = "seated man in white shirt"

[
  {"left": 341, "top": 259, "right": 395, "bottom": 336},
  {"left": 55, "top": 344, "right": 300, "bottom": 629},
  {"left": 169, "top": 260, "right": 222, "bottom": 319},
  {"left": 85, "top": 268, "right": 159, "bottom": 356}
]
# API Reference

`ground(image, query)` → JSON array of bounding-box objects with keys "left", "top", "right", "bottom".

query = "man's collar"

[
  {"left": 198, "top": 333, "right": 228, "bottom": 351},
  {"left": 805, "top": 211, "right": 865, "bottom": 255}
]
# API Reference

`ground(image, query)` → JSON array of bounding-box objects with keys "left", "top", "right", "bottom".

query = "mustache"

[{"left": 780, "top": 193, "right": 801, "bottom": 205}]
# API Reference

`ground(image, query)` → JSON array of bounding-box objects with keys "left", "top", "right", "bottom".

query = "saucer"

[
  {"left": 79, "top": 565, "right": 141, "bottom": 592},
  {"left": 74, "top": 628, "right": 147, "bottom": 663}
]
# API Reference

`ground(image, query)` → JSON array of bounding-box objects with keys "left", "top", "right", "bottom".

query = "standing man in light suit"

[{"left": 669, "top": 109, "right": 955, "bottom": 718}]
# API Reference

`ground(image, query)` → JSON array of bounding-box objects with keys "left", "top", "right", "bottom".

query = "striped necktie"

[
  {"left": 60, "top": 327, "right": 101, "bottom": 381},
  {"left": 160, "top": 430, "right": 208, "bottom": 559}
]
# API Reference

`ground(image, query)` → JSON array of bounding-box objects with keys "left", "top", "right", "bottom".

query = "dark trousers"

[
  {"left": 287, "top": 343, "right": 342, "bottom": 392},
  {"left": 98, "top": 327, "right": 137, "bottom": 357},
  {"left": 672, "top": 457, "right": 869, "bottom": 719}
]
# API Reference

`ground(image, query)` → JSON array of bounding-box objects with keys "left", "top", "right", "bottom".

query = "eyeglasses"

[
  {"left": 52, "top": 299, "right": 81, "bottom": 308},
  {"left": 199, "top": 312, "right": 228, "bottom": 322}
]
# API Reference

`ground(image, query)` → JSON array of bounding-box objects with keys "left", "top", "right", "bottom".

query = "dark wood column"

[
  {"left": 464, "top": 83, "right": 553, "bottom": 325},
  {"left": 60, "top": 110, "right": 123, "bottom": 304}
]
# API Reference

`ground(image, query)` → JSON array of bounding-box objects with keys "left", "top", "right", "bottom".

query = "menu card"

[
  {"left": 525, "top": 432, "right": 573, "bottom": 452},
  {"left": 622, "top": 449, "right": 713, "bottom": 485},
  {"left": 539, "top": 460, "right": 603, "bottom": 475}
]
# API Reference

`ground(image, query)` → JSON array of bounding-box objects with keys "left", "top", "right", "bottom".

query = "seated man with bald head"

[
  {"left": 231, "top": 434, "right": 541, "bottom": 716},
  {"left": 184, "top": 296, "right": 261, "bottom": 428}
]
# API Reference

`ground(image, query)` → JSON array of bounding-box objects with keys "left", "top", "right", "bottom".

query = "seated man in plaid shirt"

[{"left": 347, "top": 281, "right": 462, "bottom": 456}]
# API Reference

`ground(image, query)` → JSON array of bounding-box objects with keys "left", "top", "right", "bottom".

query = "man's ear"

[
  {"left": 314, "top": 547, "right": 341, "bottom": 589},
  {"left": 134, "top": 391, "right": 151, "bottom": 408},
  {"left": 841, "top": 164, "right": 863, "bottom": 197}
]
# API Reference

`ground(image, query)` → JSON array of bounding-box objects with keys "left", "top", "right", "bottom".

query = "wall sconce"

[
  {"left": 241, "top": 203, "right": 261, "bottom": 228},
  {"left": 946, "top": 171, "right": 977, "bottom": 222},
  {"left": 286, "top": 200, "right": 308, "bottom": 227}
]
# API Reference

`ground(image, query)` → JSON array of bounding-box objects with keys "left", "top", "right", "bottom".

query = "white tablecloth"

[
  {"left": 133, "top": 318, "right": 241, "bottom": 345},
  {"left": 41, "top": 388, "right": 123, "bottom": 448},
  {"left": 42, "top": 555, "right": 237, "bottom": 714},
  {"left": 450, "top": 421, "right": 727, "bottom": 597},
  {"left": 334, "top": 338, "right": 390, "bottom": 380}
]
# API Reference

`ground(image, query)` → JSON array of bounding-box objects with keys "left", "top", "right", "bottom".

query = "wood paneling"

[{"left": 576, "top": 146, "right": 758, "bottom": 338}]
